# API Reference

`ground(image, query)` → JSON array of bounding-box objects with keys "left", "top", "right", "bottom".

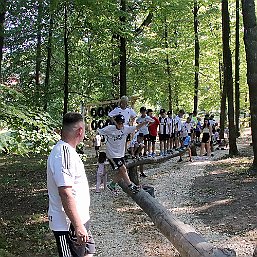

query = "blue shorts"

[{"left": 53, "top": 220, "right": 95, "bottom": 257}]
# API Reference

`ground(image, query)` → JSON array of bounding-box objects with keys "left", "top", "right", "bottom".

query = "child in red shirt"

[{"left": 147, "top": 109, "right": 160, "bottom": 157}]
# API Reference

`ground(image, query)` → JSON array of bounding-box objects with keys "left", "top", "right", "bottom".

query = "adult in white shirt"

[
  {"left": 108, "top": 95, "right": 137, "bottom": 126},
  {"left": 47, "top": 112, "right": 95, "bottom": 257}
]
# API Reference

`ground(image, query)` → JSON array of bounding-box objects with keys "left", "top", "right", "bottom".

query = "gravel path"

[{"left": 87, "top": 131, "right": 256, "bottom": 257}]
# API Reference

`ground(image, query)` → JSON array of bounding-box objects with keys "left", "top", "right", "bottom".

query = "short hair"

[
  {"left": 120, "top": 95, "right": 129, "bottom": 103},
  {"left": 140, "top": 106, "right": 146, "bottom": 113},
  {"left": 147, "top": 109, "right": 153, "bottom": 115},
  {"left": 63, "top": 112, "right": 84, "bottom": 128}
]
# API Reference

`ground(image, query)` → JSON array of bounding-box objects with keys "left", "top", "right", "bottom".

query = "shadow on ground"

[{"left": 190, "top": 145, "right": 257, "bottom": 236}]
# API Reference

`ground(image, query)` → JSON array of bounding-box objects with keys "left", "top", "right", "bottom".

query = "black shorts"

[
  {"left": 159, "top": 134, "right": 168, "bottom": 141},
  {"left": 53, "top": 221, "right": 95, "bottom": 257},
  {"left": 108, "top": 157, "right": 125, "bottom": 170},
  {"left": 202, "top": 133, "right": 210, "bottom": 143},
  {"left": 195, "top": 131, "right": 201, "bottom": 137},
  {"left": 95, "top": 146, "right": 100, "bottom": 151},
  {"left": 148, "top": 135, "right": 156, "bottom": 143},
  {"left": 170, "top": 133, "right": 175, "bottom": 139},
  {"left": 143, "top": 134, "right": 149, "bottom": 141}
]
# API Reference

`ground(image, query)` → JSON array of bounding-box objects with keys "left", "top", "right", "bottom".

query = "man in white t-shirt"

[
  {"left": 47, "top": 112, "right": 95, "bottom": 257},
  {"left": 97, "top": 114, "right": 149, "bottom": 194},
  {"left": 108, "top": 95, "right": 137, "bottom": 126}
]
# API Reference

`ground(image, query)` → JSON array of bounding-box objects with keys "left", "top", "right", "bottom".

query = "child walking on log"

[
  {"left": 178, "top": 135, "right": 192, "bottom": 162},
  {"left": 97, "top": 114, "right": 149, "bottom": 194}
]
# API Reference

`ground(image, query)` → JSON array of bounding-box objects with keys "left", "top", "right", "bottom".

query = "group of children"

[{"left": 93, "top": 98, "right": 221, "bottom": 194}]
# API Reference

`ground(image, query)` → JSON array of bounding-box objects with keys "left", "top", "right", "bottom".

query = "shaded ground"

[
  {"left": 0, "top": 133, "right": 256, "bottom": 256},
  {"left": 190, "top": 143, "right": 257, "bottom": 244}
]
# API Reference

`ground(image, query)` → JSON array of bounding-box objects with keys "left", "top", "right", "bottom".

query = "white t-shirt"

[
  {"left": 174, "top": 115, "right": 183, "bottom": 131},
  {"left": 108, "top": 107, "right": 137, "bottom": 125},
  {"left": 98, "top": 125, "right": 136, "bottom": 158},
  {"left": 182, "top": 121, "right": 193, "bottom": 137},
  {"left": 167, "top": 117, "right": 175, "bottom": 134},
  {"left": 136, "top": 115, "right": 153, "bottom": 135},
  {"left": 47, "top": 140, "right": 90, "bottom": 231},
  {"left": 94, "top": 134, "right": 101, "bottom": 147}
]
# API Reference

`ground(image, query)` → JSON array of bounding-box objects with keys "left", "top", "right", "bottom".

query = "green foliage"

[
  {"left": 1, "top": 0, "right": 250, "bottom": 129},
  {"left": 0, "top": 84, "right": 60, "bottom": 155}
]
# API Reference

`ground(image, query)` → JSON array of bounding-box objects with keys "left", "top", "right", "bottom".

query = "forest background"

[{"left": 0, "top": 0, "right": 255, "bottom": 157}]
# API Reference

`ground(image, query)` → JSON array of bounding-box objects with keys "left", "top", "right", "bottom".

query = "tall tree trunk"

[
  {"left": 111, "top": 34, "right": 120, "bottom": 99},
  {"left": 44, "top": 15, "right": 53, "bottom": 111},
  {"left": 241, "top": 0, "right": 257, "bottom": 169},
  {"left": 164, "top": 18, "right": 172, "bottom": 112},
  {"left": 219, "top": 60, "right": 226, "bottom": 139},
  {"left": 222, "top": 0, "right": 238, "bottom": 155},
  {"left": 63, "top": 3, "right": 69, "bottom": 116},
  {"left": 119, "top": 0, "right": 126, "bottom": 97},
  {"left": 235, "top": 0, "right": 240, "bottom": 137},
  {"left": 35, "top": 0, "right": 43, "bottom": 88},
  {"left": 193, "top": 0, "right": 200, "bottom": 112},
  {"left": 0, "top": 0, "right": 6, "bottom": 83}
]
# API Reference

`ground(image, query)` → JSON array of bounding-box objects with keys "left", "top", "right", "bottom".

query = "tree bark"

[
  {"left": 219, "top": 60, "right": 226, "bottom": 139},
  {"left": 119, "top": 0, "right": 126, "bottom": 97},
  {"left": 235, "top": 0, "right": 240, "bottom": 137},
  {"left": 0, "top": 0, "right": 6, "bottom": 83},
  {"left": 35, "top": 0, "right": 43, "bottom": 87},
  {"left": 118, "top": 182, "right": 236, "bottom": 257},
  {"left": 222, "top": 0, "right": 238, "bottom": 155},
  {"left": 63, "top": 3, "right": 69, "bottom": 116},
  {"left": 164, "top": 17, "right": 172, "bottom": 112},
  {"left": 241, "top": 0, "right": 257, "bottom": 169},
  {"left": 193, "top": 0, "right": 200, "bottom": 112},
  {"left": 44, "top": 15, "right": 53, "bottom": 111}
]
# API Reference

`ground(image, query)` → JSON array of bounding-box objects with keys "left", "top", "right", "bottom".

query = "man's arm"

[{"left": 58, "top": 186, "right": 88, "bottom": 245}]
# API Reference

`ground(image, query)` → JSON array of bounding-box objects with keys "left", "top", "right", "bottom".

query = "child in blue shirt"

[{"left": 178, "top": 135, "right": 192, "bottom": 162}]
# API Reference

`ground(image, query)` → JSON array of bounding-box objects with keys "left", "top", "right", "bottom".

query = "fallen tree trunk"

[
  {"left": 126, "top": 150, "right": 184, "bottom": 185},
  {"left": 119, "top": 181, "right": 236, "bottom": 257}
]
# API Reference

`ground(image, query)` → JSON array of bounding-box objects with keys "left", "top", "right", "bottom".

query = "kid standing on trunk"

[{"left": 97, "top": 114, "right": 149, "bottom": 194}]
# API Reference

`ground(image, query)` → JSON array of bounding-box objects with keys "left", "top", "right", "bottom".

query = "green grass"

[{"left": 0, "top": 154, "right": 56, "bottom": 257}]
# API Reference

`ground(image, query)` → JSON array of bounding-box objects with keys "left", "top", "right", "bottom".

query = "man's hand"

[{"left": 75, "top": 224, "right": 89, "bottom": 245}]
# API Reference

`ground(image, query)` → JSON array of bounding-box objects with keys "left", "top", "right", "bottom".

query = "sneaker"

[
  {"left": 107, "top": 183, "right": 117, "bottom": 194},
  {"left": 152, "top": 152, "right": 156, "bottom": 157},
  {"left": 164, "top": 151, "right": 167, "bottom": 156},
  {"left": 160, "top": 152, "right": 164, "bottom": 156},
  {"left": 128, "top": 183, "right": 141, "bottom": 194},
  {"left": 178, "top": 158, "right": 182, "bottom": 162},
  {"left": 140, "top": 173, "right": 147, "bottom": 177},
  {"left": 148, "top": 153, "right": 152, "bottom": 157}
]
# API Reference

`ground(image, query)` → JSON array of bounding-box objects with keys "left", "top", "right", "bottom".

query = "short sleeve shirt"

[
  {"left": 108, "top": 107, "right": 137, "bottom": 125},
  {"left": 136, "top": 115, "right": 153, "bottom": 135},
  {"left": 98, "top": 125, "right": 136, "bottom": 158},
  {"left": 47, "top": 140, "right": 90, "bottom": 231}
]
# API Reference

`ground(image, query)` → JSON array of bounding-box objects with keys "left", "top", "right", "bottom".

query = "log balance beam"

[{"left": 118, "top": 152, "right": 237, "bottom": 257}]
